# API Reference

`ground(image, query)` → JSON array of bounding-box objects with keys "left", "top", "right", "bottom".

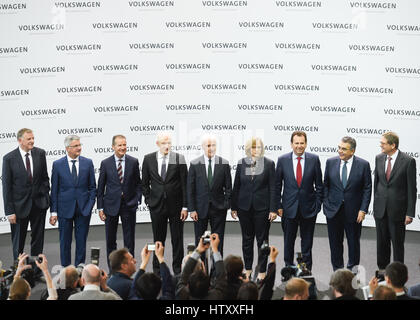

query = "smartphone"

[{"left": 147, "top": 243, "right": 155, "bottom": 251}]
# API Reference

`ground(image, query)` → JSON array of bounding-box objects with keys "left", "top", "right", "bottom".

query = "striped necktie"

[{"left": 117, "top": 159, "right": 123, "bottom": 184}]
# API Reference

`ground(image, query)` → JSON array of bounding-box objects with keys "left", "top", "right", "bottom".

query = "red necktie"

[
  {"left": 296, "top": 156, "right": 302, "bottom": 187},
  {"left": 386, "top": 156, "right": 392, "bottom": 182}
]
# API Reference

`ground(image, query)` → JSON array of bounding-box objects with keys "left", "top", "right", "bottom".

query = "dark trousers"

[
  {"left": 10, "top": 202, "right": 46, "bottom": 261},
  {"left": 58, "top": 205, "right": 91, "bottom": 267},
  {"left": 238, "top": 206, "right": 270, "bottom": 273},
  {"left": 327, "top": 204, "right": 362, "bottom": 271},
  {"left": 282, "top": 209, "right": 316, "bottom": 270},
  {"left": 375, "top": 210, "right": 406, "bottom": 269},
  {"left": 150, "top": 201, "right": 184, "bottom": 275},
  {"left": 194, "top": 204, "right": 227, "bottom": 257},
  {"left": 105, "top": 199, "right": 136, "bottom": 271}
]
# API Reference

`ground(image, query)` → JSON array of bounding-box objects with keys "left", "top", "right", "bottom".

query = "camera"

[
  {"left": 90, "top": 247, "right": 100, "bottom": 266},
  {"left": 201, "top": 231, "right": 211, "bottom": 244},
  {"left": 375, "top": 270, "right": 386, "bottom": 282},
  {"left": 187, "top": 243, "right": 196, "bottom": 255},
  {"left": 0, "top": 261, "right": 15, "bottom": 300},
  {"left": 259, "top": 240, "right": 271, "bottom": 257},
  {"left": 147, "top": 243, "right": 156, "bottom": 251},
  {"left": 280, "top": 252, "right": 312, "bottom": 282}
]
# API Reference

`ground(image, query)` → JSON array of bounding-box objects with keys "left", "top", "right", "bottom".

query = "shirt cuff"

[
  {"left": 191, "top": 251, "right": 201, "bottom": 261},
  {"left": 51, "top": 212, "right": 57, "bottom": 217},
  {"left": 213, "top": 251, "right": 222, "bottom": 262},
  {"left": 182, "top": 207, "right": 188, "bottom": 211}
]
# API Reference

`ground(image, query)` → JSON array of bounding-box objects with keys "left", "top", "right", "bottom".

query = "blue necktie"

[
  {"left": 342, "top": 161, "right": 348, "bottom": 188},
  {"left": 71, "top": 160, "right": 77, "bottom": 184}
]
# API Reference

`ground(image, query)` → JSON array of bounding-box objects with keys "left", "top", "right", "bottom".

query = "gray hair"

[
  {"left": 64, "top": 135, "right": 80, "bottom": 148},
  {"left": 82, "top": 264, "right": 101, "bottom": 284},
  {"left": 156, "top": 131, "right": 172, "bottom": 143},
  {"left": 341, "top": 136, "right": 356, "bottom": 151},
  {"left": 201, "top": 133, "right": 217, "bottom": 146}
]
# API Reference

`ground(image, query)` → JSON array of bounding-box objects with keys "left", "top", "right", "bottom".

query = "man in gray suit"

[
  {"left": 68, "top": 264, "right": 121, "bottom": 300},
  {"left": 373, "top": 131, "right": 417, "bottom": 270}
]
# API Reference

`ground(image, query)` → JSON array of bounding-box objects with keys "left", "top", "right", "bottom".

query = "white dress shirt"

[
  {"left": 385, "top": 149, "right": 399, "bottom": 174},
  {"left": 340, "top": 156, "right": 353, "bottom": 181},
  {"left": 157, "top": 151, "right": 169, "bottom": 176},
  {"left": 204, "top": 155, "right": 216, "bottom": 177},
  {"left": 19, "top": 147, "right": 33, "bottom": 176},
  {"left": 292, "top": 152, "right": 305, "bottom": 179}
]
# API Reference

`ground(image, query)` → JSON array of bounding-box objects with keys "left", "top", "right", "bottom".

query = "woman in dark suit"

[{"left": 231, "top": 137, "right": 277, "bottom": 281}]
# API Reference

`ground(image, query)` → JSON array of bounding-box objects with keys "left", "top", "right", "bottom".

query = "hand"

[
  {"left": 369, "top": 276, "right": 379, "bottom": 296},
  {"left": 35, "top": 254, "right": 48, "bottom": 273},
  {"left": 277, "top": 209, "right": 283, "bottom": 218},
  {"left": 180, "top": 209, "right": 188, "bottom": 221},
  {"left": 231, "top": 210, "right": 238, "bottom": 219},
  {"left": 7, "top": 214, "right": 17, "bottom": 224},
  {"left": 190, "top": 211, "right": 198, "bottom": 222},
  {"left": 140, "top": 244, "right": 151, "bottom": 270},
  {"left": 356, "top": 211, "right": 365, "bottom": 224},
  {"left": 15, "top": 253, "right": 31, "bottom": 278},
  {"left": 196, "top": 237, "right": 210, "bottom": 254},
  {"left": 210, "top": 233, "right": 220, "bottom": 253},
  {"left": 405, "top": 216, "right": 413, "bottom": 225},
  {"left": 269, "top": 246, "right": 279, "bottom": 263},
  {"left": 99, "top": 210, "right": 107, "bottom": 221},
  {"left": 155, "top": 241, "right": 165, "bottom": 263},
  {"left": 49, "top": 216, "right": 58, "bottom": 226},
  {"left": 269, "top": 212, "right": 277, "bottom": 222}
]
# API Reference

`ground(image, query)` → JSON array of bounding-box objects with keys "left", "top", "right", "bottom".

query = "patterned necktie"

[
  {"left": 71, "top": 160, "right": 77, "bottom": 184},
  {"left": 208, "top": 158, "right": 213, "bottom": 185},
  {"left": 25, "top": 153, "right": 32, "bottom": 183},
  {"left": 342, "top": 161, "right": 348, "bottom": 188},
  {"left": 117, "top": 159, "right": 123, "bottom": 184},
  {"left": 296, "top": 156, "right": 302, "bottom": 187},
  {"left": 161, "top": 156, "right": 167, "bottom": 181},
  {"left": 386, "top": 156, "right": 392, "bottom": 181}
]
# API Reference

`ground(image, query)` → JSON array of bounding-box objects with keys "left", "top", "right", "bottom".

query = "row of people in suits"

[{"left": 2, "top": 129, "right": 417, "bottom": 278}]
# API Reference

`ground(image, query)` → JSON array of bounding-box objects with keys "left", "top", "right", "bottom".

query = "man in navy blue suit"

[
  {"left": 275, "top": 131, "right": 323, "bottom": 271},
  {"left": 50, "top": 135, "right": 97, "bottom": 267},
  {"left": 323, "top": 136, "right": 372, "bottom": 271},
  {"left": 97, "top": 135, "right": 142, "bottom": 270}
]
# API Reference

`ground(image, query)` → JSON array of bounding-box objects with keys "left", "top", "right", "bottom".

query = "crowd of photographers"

[{"left": 3, "top": 233, "right": 420, "bottom": 301}]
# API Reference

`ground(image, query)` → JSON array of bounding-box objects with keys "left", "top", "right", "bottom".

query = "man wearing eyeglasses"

[
  {"left": 323, "top": 136, "right": 372, "bottom": 271},
  {"left": 373, "top": 131, "right": 417, "bottom": 270},
  {"left": 50, "top": 135, "right": 97, "bottom": 267}
]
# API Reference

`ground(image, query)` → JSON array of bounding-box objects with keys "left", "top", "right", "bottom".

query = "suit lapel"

[
  {"left": 122, "top": 156, "right": 129, "bottom": 184},
  {"left": 31, "top": 148, "right": 39, "bottom": 182},
  {"left": 211, "top": 156, "right": 221, "bottom": 189},
  {"left": 334, "top": 157, "right": 344, "bottom": 190},
  {"left": 164, "top": 152, "right": 176, "bottom": 182},
  {"left": 378, "top": 153, "right": 387, "bottom": 182},
  {"left": 389, "top": 151, "right": 403, "bottom": 182},
  {"left": 14, "top": 148, "right": 28, "bottom": 179},
  {"left": 345, "top": 156, "right": 356, "bottom": 189},
  {"left": 153, "top": 152, "right": 162, "bottom": 182},
  {"left": 286, "top": 152, "right": 298, "bottom": 187},
  {"left": 199, "top": 156, "right": 209, "bottom": 188}
]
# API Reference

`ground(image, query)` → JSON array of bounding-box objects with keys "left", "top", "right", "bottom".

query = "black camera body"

[
  {"left": 280, "top": 252, "right": 312, "bottom": 282},
  {"left": 260, "top": 240, "right": 271, "bottom": 256},
  {"left": 375, "top": 270, "right": 386, "bottom": 282}
]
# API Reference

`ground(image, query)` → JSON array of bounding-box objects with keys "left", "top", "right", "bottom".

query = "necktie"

[
  {"left": 25, "top": 153, "right": 32, "bottom": 183},
  {"left": 296, "top": 156, "right": 302, "bottom": 187},
  {"left": 386, "top": 156, "right": 392, "bottom": 182},
  {"left": 117, "top": 159, "right": 123, "bottom": 184},
  {"left": 161, "top": 156, "right": 167, "bottom": 181},
  {"left": 342, "top": 161, "right": 348, "bottom": 188},
  {"left": 71, "top": 160, "right": 77, "bottom": 184},
  {"left": 208, "top": 158, "right": 213, "bottom": 185}
]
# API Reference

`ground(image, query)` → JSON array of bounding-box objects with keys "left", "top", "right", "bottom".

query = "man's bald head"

[
  {"left": 284, "top": 277, "right": 310, "bottom": 300},
  {"left": 82, "top": 264, "right": 101, "bottom": 285}
]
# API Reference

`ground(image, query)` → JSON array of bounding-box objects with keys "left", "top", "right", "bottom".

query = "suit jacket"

[
  {"left": 68, "top": 286, "right": 121, "bottom": 300},
  {"left": 2, "top": 147, "right": 50, "bottom": 218},
  {"left": 141, "top": 151, "right": 188, "bottom": 212},
  {"left": 97, "top": 154, "right": 142, "bottom": 216},
  {"left": 323, "top": 156, "right": 372, "bottom": 221},
  {"left": 275, "top": 152, "right": 323, "bottom": 219},
  {"left": 373, "top": 151, "right": 417, "bottom": 221},
  {"left": 50, "top": 156, "right": 96, "bottom": 218},
  {"left": 187, "top": 155, "right": 232, "bottom": 217},
  {"left": 231, "top": 156, "right": 276, "bottom": 212}
]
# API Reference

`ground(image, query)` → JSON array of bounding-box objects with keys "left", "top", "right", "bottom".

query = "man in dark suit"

[
  {"left": 141, "top": 132, "right": 188, "bottom": 275},
  {"left": 323, "top": 136, "right": 372, "bottom": 271},
  {"left": 2, "top": 128, "right": 50, "bottom": 262},
  {"left": 49, "top": 135, "right": 96, "bottom": 267},
  {"left": 187, "top": 134, "right": 232, "bottom": 256},
  {"left": 373, "top": 131, "right": 417, "bottom": 269},
  {"left": 97, "top": 135, "right": 142, "bottom": 269},
  {"left": 275, "top": 131, "right": 322, "bottom": 271}
]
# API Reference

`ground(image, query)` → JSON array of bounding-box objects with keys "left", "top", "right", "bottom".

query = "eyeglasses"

[{"left": 68, "top": 144, "right": 82, "bottom": 148}]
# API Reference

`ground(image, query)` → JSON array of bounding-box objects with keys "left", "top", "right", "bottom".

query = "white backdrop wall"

[{"left": 0, "top": 0, "right": 419, "bottom": 234}]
